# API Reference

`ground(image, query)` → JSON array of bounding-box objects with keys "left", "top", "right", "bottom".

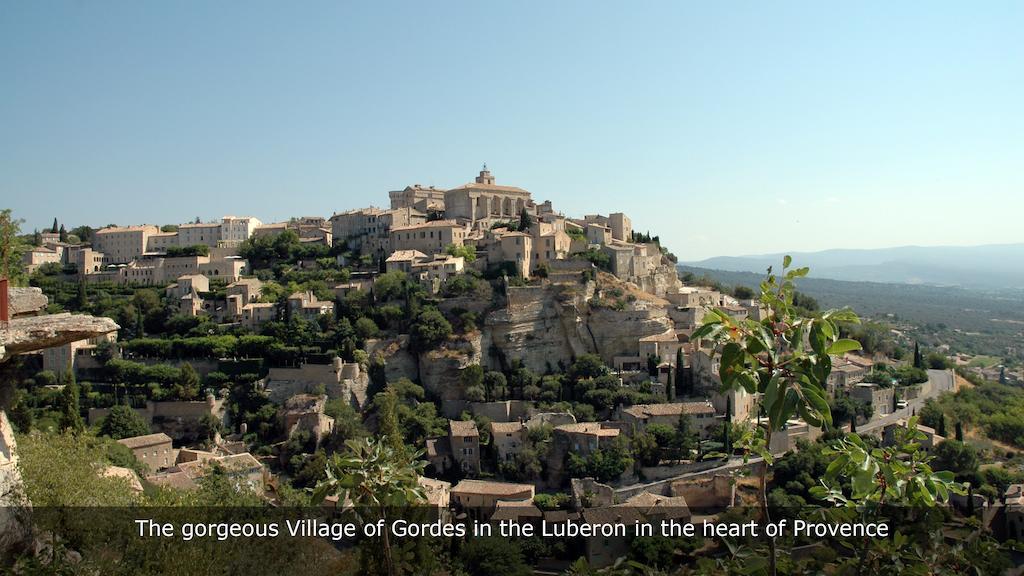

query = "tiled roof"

[
  {"left": 555, "top": 423, "right": 620, "bottom": 437},
  {"left": 448, "top": 182, "right": 530, "bottom": 195},
  {"left": 96, "top": 225, "right": 158, "bottom": 234},
  {"left": 451, "top": 479, "right": 534, "bottom": 496},
  {"left": 390, "top": 220, "right": 464, "bottom": 232},
  {"left": 386, "top": 250, "right": 427, "bottom": 262},
  {"left": 117, "top": 433, "right": 172, "bottom": 450},
  {"left": 489, "top": 421, "right": 525, "bottom": 434},
  {"left": 449, "top": 420, "right": 478, "bottom": 437},
  {"left": 622, "top": 402, "right": 715, "bottom": 419}
]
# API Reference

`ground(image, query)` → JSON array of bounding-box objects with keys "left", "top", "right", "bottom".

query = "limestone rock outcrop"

[
  {"left": 7, "top": 287, "right": 48, "bottom": 318},
  {"left": 0, "top": 313, "right": 120, "bottom": 363}
]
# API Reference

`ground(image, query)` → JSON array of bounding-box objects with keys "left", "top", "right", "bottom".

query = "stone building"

[
  {"left": 388, "top": 220, "right": 467, "bottom": 256},
  {"left": 242, "top": 302, "right": 276, "bottom": 331},
  {"left": 330, "top": 206, "right": 426, "bottom": 256},
  {"left": 177, "top": 222, "right": 222, "bottom": 247},
  {"left": 618, "top": 401, "right": 718, "bottom": 437},
  {"left": 850, "top": 383, "right": 896, "bottom": 416},
  {"left": 286, "top": 291, "right": 334, "bottom": 321},
  {"left": 117, "top": 433, "right": 174, "bottom": 473},
  {"left": 279, "top": 394, "right": 335, "bottom": 442},
  {"left": 93, "top": 225, "right": 159, "bottom": 263},
  {"left": 385, "top": 250, "right": 428, "bottom": 274},
  {"left": 450, "top": 479, "right": 535, "bottom": 522},
  {"left": 21, "top": 246, "right": 61, "bottom": 274},
  {"left": 220, "top": 216, "right": 263, "bottom": 247},
  {"left": 449, "top": 419, "right": 480, "bottom": 475},
  {"left": 389, "top": 184, "right": 447, "bottom": 212},
  {"left": 489, "top": 421, "right": 527, "bottom": 463},
  {"left": 443, "top": 167, "right": 534, "bottom": 229}
]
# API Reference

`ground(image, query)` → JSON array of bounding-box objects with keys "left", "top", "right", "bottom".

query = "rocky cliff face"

[
  {"left": 633, "top": 262, "right": 684, "bottom": 298},
  {"left": 380, "top": 274, "right": 674, "bottom": 404},
  {"left": 419, "top": 333, "right": 482, "bottom": 417},
  {"left": 1, "top": 410, "right": 32, "bottom": 557},
  {"left": 482, "top": 276, "right": 672, "bottom": 373}
]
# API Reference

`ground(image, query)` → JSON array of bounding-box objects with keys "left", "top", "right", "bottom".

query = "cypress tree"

[
  {"left": 913, "top": 341, "right": 923, "bottom": 369},
  {"left": 955, "top": 420, "right": 964, "bottom": 442},
  {"left": 59, "top": 371, "right": 84, "bottom": 434},
  {"left": 674, "top": 348, "right": 685, "bottom": 399},
  {"left": 51, "top": 218, "right": 59, "bottom": 233},
  {"left": 936, "top": 416, "right": 947, "bottom": 438},
  {"left": 374, "top": 387, "right": 405, "bottom": 457}
]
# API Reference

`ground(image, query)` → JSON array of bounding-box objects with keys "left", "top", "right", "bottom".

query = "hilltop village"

[{"left": 3, "top": 168, "right": 1020, "bottom": 571}]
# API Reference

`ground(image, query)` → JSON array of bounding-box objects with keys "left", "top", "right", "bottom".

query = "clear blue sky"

[{"left": 2, "top": 1, "right": 1021, "bottom": 260}]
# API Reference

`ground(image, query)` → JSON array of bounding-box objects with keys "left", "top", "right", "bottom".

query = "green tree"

[
  {"left": 483, "top": 371, "right": 508, "bottom": 401},
  {"left": 409, "top": 308, "right": 452, "bottom": 353},
  {"left": 459, "top": 536, "right": 531, "bottom": 576},
  {"left": 672, "top": 348, "right": 685, "bottom": 400},
  {"left": 373, "top": 387, "right": 405, "bottom": 456},
  {"left": 98, "top": 404, "right": 150, "bottom": 439},
  {"left": 59, "top": 371, "right": 85, "bottom": 434},
  {"left": 355, "top": 316, "right": 381, "bottom": 339},
  {"left": 176, "top": 362, "right": 201, "bottom": 400},
  {"left": 312, "top": 437, "right": 426, "bottom": 576},
  {"left": 692, "top": 256, "right": 862, "bottom": 575},
  {"left": 445, "top": 243, "right": 477, "bottom": 263},
  {"left": 931, "top": 439, "right": 978, "bottom": 482},
  {"left": 518, "top": 207, "right": 535, "bottom": 232},
  {"left": 17, "top": 432, "right": 140, "bottom": 507},
  {"left": 1, "top": 208, "right": 28, "bottom": 284}
]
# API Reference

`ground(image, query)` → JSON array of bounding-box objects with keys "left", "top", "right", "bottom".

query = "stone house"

[
  {"left": 165, "top": 274, "right": 210, "bottom": 300},
  {"left": 618, "top": 401, "right": 718, "bottom": 438},
  {"left": 450, "top": 479, "right": 535, "bottom": 521},
  {"left": 22, "top": 246, "right": 61, "bottom": 274},
  {"left": 279, "top": 394, "right": 335, "bottom": 442},
  {"left": 489, "top": 421, "right": 527, "bottom": 463},
  {"left": 449, "top": 419, "right": 480, "bottom": 475},
  {"left": 242, "top": 302, "right": 276, "bottom": 331},
  {"left": 850, "top": 383, "right": 895, "bottom": 415},
  {"left": 286, "top": 291, "right": 334, "bottom": 322},
  {"left": 554, "top": 422, "right": 621, "bottom": 456},
  {"left": 225, "top": 277, "right": 263, "bottom": 304},
  {"left": 385, "top": 250, "right": 428, "bottom": 274},
  {"left": 412, "top": 254, "right": 465, "bottom": 293},
  {"left": 117, "top": 433, "right": 174, "bottom": 473},
  {"left": 149, "top": 452, "right": 264, "bottom": 492}
]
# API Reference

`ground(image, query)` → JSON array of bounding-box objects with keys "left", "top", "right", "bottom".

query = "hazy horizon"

[{"left": 3, "top": 1, "right": 1023, "bottom": 260}]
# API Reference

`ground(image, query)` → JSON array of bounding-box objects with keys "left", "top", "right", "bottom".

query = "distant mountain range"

[{"left": 683, "top": 244, "right": 1024, "bottom": 290}]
